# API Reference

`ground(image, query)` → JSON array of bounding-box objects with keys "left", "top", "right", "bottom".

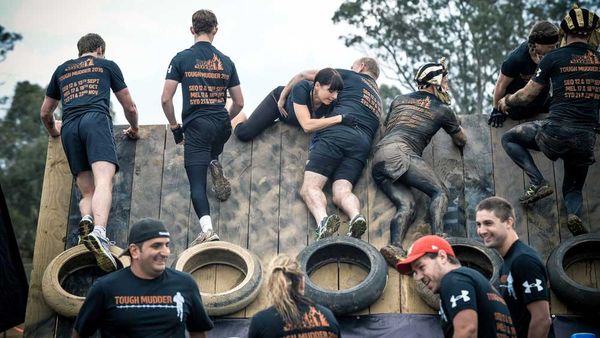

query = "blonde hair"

[{"left": 267, "top": 254, "right": 312, "bottom": 326}]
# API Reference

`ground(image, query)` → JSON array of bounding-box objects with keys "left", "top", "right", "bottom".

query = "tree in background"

[
  {"left": 0, "top": 82, "right": 48, "bottom": 259},
  {"left": 333, "top": 0, "right": 599, "bottom": 115},
  {"left": 0, "top": 25, "right": 22, "bottom": 62}
]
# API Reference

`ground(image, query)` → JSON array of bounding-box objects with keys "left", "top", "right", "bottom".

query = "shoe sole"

[
  {"left": 348, "top": 218, "right": 367, "bottom": 239},
  {"left": 210, "top": 165, "right": 231, "bottom": 201},
  {"left": 520, "top": 187, "right": 553, "bottom": 205},
  {"left": 567, "top": 217, "right": 588, "bottom": 236},
  {"left": 380, "top": 246, "right": 406, "bottom": 268},
  {"left": 316, "top": 215, "right": 340, "bottom": 240},
  {"left": 191, "top": 233, "right": 220, "bottom": 247},
  {"left": 77, "top": 217, "right": 93, "bottom": 245},
  {"left": 83, "top": 236, "right": 117, "bottom": 272}
]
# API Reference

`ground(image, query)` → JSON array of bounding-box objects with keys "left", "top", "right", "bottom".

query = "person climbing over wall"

[
  {"left": 231, "top": 68, "right": 354, "bottom": 141},
  {"left": 377, "top": 58, "right": 466, "bottom": 265},
  {"left": 280, "top": 57, "right": 383, "bottom": 241},
  {"left": 161, "top": 9, "right": 244, "bottom": 245},
  {"left": 488, "top": 21, "right": 559, "bottom": 128},
  {"left": 40, "top": 33, "right": 140, "bottom": 272},
  {"left": 498, "top": 6, "right": 600, "bottom": 236}
]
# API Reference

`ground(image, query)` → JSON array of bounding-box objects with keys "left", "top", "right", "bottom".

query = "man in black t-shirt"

[
  {"left": 161, "top": 9, "right": 244, "bottom": 245},
  {"left": 40, "top": 33, "right": 140, "bottom": 272},
  {"left": 476, "top": 197, "right": 553, "bottom": 338},
  {"left": 498, "top": 7, "right": 600, "bottom": 235},
  {"left": 396, "top": 235, "right": 517, "bottom": 338},
  {"left": 488, "top": 21, "right": 559, "bottom": 127},
  {"left": 73, "top": 218, "right": 213, "bottom": 338},
  {"left": 375, "top": 59, "right": 466, "bottom": 261},
  {"left": 280, "top": 58, "right": 383, "bottom": 240}
]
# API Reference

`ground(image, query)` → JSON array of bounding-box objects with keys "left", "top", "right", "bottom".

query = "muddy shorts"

[{"left": 535, "top": 121, "right": 596, "bottom": 166}]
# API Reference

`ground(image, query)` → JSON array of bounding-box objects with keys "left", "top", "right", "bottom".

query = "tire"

[
  {"left": 42, "top": 244, "right": 129, "bottom": 317},
  {"left": 296, "top": 236, "right": 388, "bottom": 315},
  {"left": 174, "top": 241, "right": 262, "bottom": 316},
  {"left": 416, "top": 237, "right": 503, "bottom": 310},
  {"left": 547, "top": 233, "right": 600, "bottom": 311}
]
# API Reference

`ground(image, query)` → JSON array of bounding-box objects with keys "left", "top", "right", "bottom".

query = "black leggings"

[
  {"left": 186, "top": 165, "right": 210, "bottom": 218},
  {"left": 234, "top": 86, "right": 299, "bottom": 141}
]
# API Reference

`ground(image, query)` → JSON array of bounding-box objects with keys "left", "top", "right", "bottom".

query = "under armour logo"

[
  {"left": 523, "top": 279, "right": 543, "bottom": 293},
  {"left": 450, "top": 290, "right": 470, "bottom": 308},
  {"left": 535, "top": 68, "right": 541, "bottom": 77},
  {"left": 167, "top": 65, "right": 172, "bottom": 73}
]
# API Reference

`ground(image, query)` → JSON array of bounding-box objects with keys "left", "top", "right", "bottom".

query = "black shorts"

[
  {"left": 535, "top": 121, "right": 596, "bottom": 166},
  {"left": 61, "top": 112, "right": 118, "bottom": 175},
  {"left": 184, "top": 116, "right": 232, "bottom": 167},
  {"left": 305, "top": 126, "right": 372, "bottom": 185}
]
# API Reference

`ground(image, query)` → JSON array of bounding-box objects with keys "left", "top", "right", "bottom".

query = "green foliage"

[
  {"left": 379, "top": 83, "right": 402, "bottom": 113},
  {"left": 333, "top": 0, "right": 600, "bottom": 114},
  {"left": 0, "top": 82, "right": 51, "bottom": 259},
  {"left": 0, "top": 25, "right": 22, "bottom": 62}
]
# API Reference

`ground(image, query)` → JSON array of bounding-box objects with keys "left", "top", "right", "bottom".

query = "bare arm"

[
  {"left": 40, "top": 96, "right": 61, "bottom": 137},
  {"left": 498, "top": 80, "right": 544, "bottom": 113},
  {"left": 451, "top": 127, "right": 467, "bottom": 148},
  {"left": 189, "top": 331, "right": 207, "bottom": 338},
  {"left": 161, "top": 80, "right": 180, "bottom": 129},
  {"left": 227, "top": 85, "right": 244, "bottom": 119},
  {"left": 294, "top": 103, "right": 342, "bottom": 133},
  {"left": 526, "top": 300, "right": 552, "bottom": 338},
  {"left": 278, "top": 69, "right": 319, "bottom": 115},
  {"left": 493, "top": 72, "right": 514, "bottom": 109},
  {"left": 114, "top": 88, "right": 139, "bottom": 139},
  {"left": 452, "top": 309, "right": 478, "bottom": 338}
]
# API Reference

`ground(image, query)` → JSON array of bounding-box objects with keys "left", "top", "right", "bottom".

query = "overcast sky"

[{"left": 0, "top": 0, "right": 377, "bottom": 125}]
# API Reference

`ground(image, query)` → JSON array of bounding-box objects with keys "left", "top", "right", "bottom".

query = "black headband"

[{"left": 529, "top": 34, "right": 559, "bottom": 45}]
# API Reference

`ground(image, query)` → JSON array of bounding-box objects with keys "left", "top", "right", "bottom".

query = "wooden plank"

[
  {"left": 461, "top": 114, "right": 494, "bottom": 239},
  {"left": 401, "top": 144, "right": 436, "bottom": 314},
  {"left": 583, "top": 137, "right": 600, "bottom": 233},
  {"left": 525, "top": 150, "right": 560, "bottom": 261},
  {"left": 105, "top": 125, "right": 136, "bottom": 248},
  {"left": 245, "top": 123, "right": 282, "bottom": 316},
  {"left": 366, "top": 156, "right": 402, "bottom": 314},
  {"left": 278, "top": 126, "right": 310, "bottom": 257},
  {"left": 159, "top": 128, "right": 191, "bottom": 266},
  {"left": 215, "top": 131, "right": 252, "bottom": 247},
  {"left": 209, "top": 128, "right": 253, "bottom": 319},
  {"left": 432, "top": 128, "right": 466, "bottom": 237},
  {"left": 490, "top": 119, "right": 528, "bottom": 241},
  {"left": 129, "top": 125, "right": 166, "bottom": 223},
  {"left": 24, "top": 138, "right": 73, "bottom": 338}
]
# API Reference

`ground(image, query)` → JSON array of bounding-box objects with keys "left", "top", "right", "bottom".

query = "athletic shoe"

[
  {"left": 83, "top": 231, "right": 117, "bottom": 272},
  {"left": 77, "top": 215, "right": 94, "bottom": 245},
  {"left": 191, "top": 230, "right": 220, "bottom": 246},
  {"left": 380, "top": 245, "right": 407, "bottom": 268},
  {"left": 567, "top": 214, "right": 588, "bottom": 236},
  {"left": 347, "top": 214, "right": 367, "bottom": 239},
  {"left": 210, "top": 160, "right": 231, "bottom": 201},
  {"left": 519, "top": 182, "right": 553, "bottom": 205},
  {"left": 315, "top": 214, "right": 341, "bottom": 240}
]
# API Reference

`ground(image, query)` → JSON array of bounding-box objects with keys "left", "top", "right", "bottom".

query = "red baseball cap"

[{"left": 396, "top": 235, "right": 456, "bottom": 275}]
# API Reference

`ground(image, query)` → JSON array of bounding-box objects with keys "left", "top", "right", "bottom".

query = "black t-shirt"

[
  {"left": 532, "top": 42, "right": 600, "bottom": 128},
  {"left": 501, "top": 42, "right": 549, "bottom": 106},
  {"left": 165, "top": 41, "right": 240, "bottom": 127},
  {"left": 499, "top": 240, "right": 553, "bottom": 338},
  {"left": 439, "top": 267, "right": 516, "bottom": 338},
  {"left": 377, "top": 91, "right": 461, "bottom": 155},
  {"left": 328, "top": 68, "right": 382, "bottom": 139},
  {"left": 290, "top": 80, "right": 336, "bottom": 119},
  {"left": 74, "top": 267, "right": 213, "bottom": 338},
  {"left": 46, "top": 56, "right": 127, "bottom": 123},
  {"left": 248, "top": 303, "right": 340, "bottom": 338}
]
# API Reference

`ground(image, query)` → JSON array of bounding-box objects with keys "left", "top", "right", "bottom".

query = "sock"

[
  {"left": 199, "top": 215, "right": 213, "bottom": 233},
  {"left": 93, "top": 225, "right": 107, "bottom": 238}
]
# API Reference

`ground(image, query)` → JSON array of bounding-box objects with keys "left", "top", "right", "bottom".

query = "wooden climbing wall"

[{"left": 23, "top": 114, "right": 600, "bottom": 337}]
